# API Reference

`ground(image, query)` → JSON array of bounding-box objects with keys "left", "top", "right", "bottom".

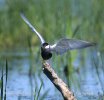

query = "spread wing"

[
  {"left": 20, "top": 13, "right": 45, "bottom": 44},
  {"left": 50, "top": 38, "right": 95, "bottom": 55}
]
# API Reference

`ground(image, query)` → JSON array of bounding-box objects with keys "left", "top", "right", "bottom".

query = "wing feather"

[
  {"left": 20, "top": 13, "right": 45, "bottom": 44},
  {"left": 50, "top": 38, "right": 95, "bottom": 55}
]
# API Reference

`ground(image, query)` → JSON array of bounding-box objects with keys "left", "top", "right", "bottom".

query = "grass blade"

[
  {"left": 5, "top": 59, "right": 8, "bottom": 83},
  {"left": 4, "top": 59, "right": 8, "bottom": 100},
  {"left": 1, "top": 66, "right": 4, "bottom": 100},
  {"left": 39, "top": 89, "right": 49, "bottom": 100},
  {"left": 36, "top": 82, "right": 43, "bottom": 100}
]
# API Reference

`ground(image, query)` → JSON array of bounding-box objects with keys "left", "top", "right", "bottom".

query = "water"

[
  {"left": 0, "top": 0, "right": 5, "bottom": 9},
  {"left": 0, "top": 50, "right": 104, "bottom": 100},
  {"left": 0, "top": 51, "right": 63, "bottom": 100}
]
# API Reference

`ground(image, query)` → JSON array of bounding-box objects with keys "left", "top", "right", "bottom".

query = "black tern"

[{"left": 21, "top": 14, "right": 95, "bottom": 60}]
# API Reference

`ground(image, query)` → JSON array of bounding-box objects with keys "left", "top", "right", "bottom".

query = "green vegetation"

[
  {"left": 0, "top": 0, "right": 104, "bottom": 100},
  {"left": 0, "top": 0, "right": 104, "bottom": 52},
  {"left": 0, "top": 60, "right": 8, "bottom": 100},
  {"left": 0, "top": 66, "right": 3, "bottom": 100}
]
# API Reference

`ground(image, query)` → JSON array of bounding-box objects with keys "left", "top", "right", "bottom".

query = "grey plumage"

[
  {"left": 21, "top": 13, "right": 96, "bottom": 56},
  {"left": 50, "top": 38, "right": 95, "bottom": 55}
]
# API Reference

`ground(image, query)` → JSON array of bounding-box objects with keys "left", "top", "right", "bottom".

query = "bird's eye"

[{"left": 43, "top": 43, "right": 49, "bottom": 46}]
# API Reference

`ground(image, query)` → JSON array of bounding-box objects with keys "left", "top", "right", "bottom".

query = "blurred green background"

[
  {"left": 0, "top": 0, "right": 104, "bottom": 51},
  {"left": 0, "top": 0, "right": 104, "bottom": 100}
]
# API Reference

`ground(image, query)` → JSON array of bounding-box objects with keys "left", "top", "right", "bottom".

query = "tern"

[{"left": 21, "top": 14, "right": 95, "bottom": 60}]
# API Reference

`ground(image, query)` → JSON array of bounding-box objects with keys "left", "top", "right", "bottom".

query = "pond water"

[
  {"left": 0, "top": 51, "right": 63, "bottom": 100},
  {"left": 0, "top": 49, "right": 104, "bottom": 100}
]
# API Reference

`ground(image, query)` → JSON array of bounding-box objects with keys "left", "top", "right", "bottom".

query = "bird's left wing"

[{"left": 50, "top": 38, "right": 96, "bottom": 55}]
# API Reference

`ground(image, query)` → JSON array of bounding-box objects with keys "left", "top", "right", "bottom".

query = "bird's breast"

[{"left": 41, "top": 46, "right": 52, "bottom": 60}]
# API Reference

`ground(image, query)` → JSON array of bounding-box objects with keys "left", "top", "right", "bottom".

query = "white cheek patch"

[{"left": 45, "top": 45, "right": 50, "bottom": 49}]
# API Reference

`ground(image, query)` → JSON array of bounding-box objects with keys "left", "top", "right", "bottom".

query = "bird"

[{"left": 20, "top": 13, "right": 96, "bottom": 60}]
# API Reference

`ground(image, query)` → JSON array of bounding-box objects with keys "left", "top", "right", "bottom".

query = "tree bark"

[{"left": 42, "top": 61, "right": 77, "bottom": 100}]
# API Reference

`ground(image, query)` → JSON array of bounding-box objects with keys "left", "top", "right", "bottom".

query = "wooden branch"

[{"left": 42, "top": 61, "right": 77, "bottom": 100}]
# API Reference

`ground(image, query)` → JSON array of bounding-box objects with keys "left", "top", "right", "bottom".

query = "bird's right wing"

[
  {"left": 20, "top": 13, "right": 45, "bottom": 44},
  {"left": 50, "top": 38, "right": 96, "bottom": 55}
]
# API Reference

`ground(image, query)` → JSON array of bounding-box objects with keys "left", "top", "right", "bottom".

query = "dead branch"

[{"left": 42, "top": 61, "right": 77, "bottom": 100}]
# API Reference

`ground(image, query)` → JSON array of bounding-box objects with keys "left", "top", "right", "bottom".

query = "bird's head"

[{"left": 41, "top": 43, "right": 50, "bottom": 51}]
